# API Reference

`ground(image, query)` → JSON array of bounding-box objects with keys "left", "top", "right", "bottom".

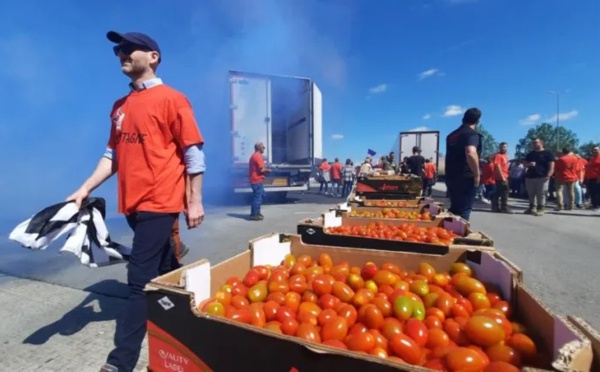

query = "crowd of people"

[
  {"left": 445, "top": 107, "right": 600, "bottom": 221},
  {"left": 315, "top": 148, "right": 438, "bottom": 199}
]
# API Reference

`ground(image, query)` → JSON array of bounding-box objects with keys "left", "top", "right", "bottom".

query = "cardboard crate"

[
  {"left": 351, "top": 194, "right": 437, "bottom": 204},
  {"left": 297, "top": 210, "right": 493, "bottom": 255},
  {"left": 145, "top": 234, "right": 592, "bottom": 372},
  {"left": 567, "top": 317, "right": 600, "bottom": 372},
  {"left": 356, "top": 175, "right": 422, "bottom": 197}
]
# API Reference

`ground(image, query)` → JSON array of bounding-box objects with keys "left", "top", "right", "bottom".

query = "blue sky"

[{"left": 0, "top": 0, "right": 599, "bottom": 224}]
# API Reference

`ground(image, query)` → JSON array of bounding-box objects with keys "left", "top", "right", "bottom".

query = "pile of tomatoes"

[
  {"left": 349, "top": 208, "right": 433, "bottom": 221},
  {"left": 201, "top": 253, "right": 543, "bottom": 371},
  {"left": 326, "top": 221, "right": 459, "bottom": 245}
]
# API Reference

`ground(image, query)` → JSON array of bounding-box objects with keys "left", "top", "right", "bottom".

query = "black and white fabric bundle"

[{"left": 9, "top": 197, "right": 131, "bottom": 268}]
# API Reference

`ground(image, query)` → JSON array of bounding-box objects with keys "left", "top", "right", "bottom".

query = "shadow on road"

[
  {"left": 226, "top": 213, "right": 252, "bottom": 221},
  {"left": 22, "top": 279, "right": 128, "bottom": 345}
]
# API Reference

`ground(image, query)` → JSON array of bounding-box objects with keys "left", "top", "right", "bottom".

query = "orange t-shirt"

[
  {"left": 585, "top": 156, "right": 600, "bottom": 179},
  {"left": 319, "top": 162, "right": 330, "bottom": 172},
  {"left": 555, "top": 154, "right": 580, "bottom": 182},
  {"left": 107, "top": 85, "right": 204, "bottom": 215},
  {"left": 331, "top": 162, "right": 342, "bottom": 180},
  {"left": 249, "top": 152, "right": 266, "bottom": 184},
  {"left": 423, "top": 163, "right": 436, "bottom": 179},
  {"left": 481, "top": 163, "right": 496, "bottom": 185},
  {"left": 492, "top": 153, "right": 509, "bottom": 180},
  {"left": 577, "top": 158, "right": 587, "bottom": 180}
]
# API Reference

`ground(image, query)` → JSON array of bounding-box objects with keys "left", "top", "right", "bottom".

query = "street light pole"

[{"left": 548, "top": 90, "right": 564, "bottom": 151}]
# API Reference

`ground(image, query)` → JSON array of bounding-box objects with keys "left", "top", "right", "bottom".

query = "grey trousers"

[{"left": 525, "top": 177, "right": 549, "bottom": 209}]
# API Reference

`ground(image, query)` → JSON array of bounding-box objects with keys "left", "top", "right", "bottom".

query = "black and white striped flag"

[{"left": 9, "top": 197, "right": 131, "bottom": 268}]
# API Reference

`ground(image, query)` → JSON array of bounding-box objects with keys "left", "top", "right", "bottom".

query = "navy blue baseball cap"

[{"left": 107, "top": 31, "right": 161, "bottom": 61}]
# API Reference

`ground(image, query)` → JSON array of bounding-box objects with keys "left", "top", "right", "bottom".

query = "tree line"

[{"left": 477, "top": 123, "right": 599, "bottom": 159}]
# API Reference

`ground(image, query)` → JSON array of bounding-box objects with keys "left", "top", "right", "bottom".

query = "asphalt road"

[{"left": 0, "top": 186, "right": 599, "bottom": 371}]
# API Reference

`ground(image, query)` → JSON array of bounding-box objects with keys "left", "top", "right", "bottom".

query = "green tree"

[
  {"left": 578, "top": 141, "right": 600, "bottom": 156},
  {"left": 477, "top": 124, "right": 499, "bottom": 159},
  {"left": 514, "top": 123, "right": 579, "bottom": 158}
]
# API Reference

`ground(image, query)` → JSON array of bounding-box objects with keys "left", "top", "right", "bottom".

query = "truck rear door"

[
  {"left": 399, "top": 131, "right": 440, "bottom": 169},
  {"left": 229, "top": 72, "right": 272, "bottom": 164}
]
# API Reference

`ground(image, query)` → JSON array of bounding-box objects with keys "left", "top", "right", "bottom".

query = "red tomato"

[
  {"left": 507, "top": 333, "right": 538, "bottom": 362},
  {"left": 405, "top": 319, "right": 429, "bottom": 347},
  {"left": 372, "top": 296, "right": 393, "bottom": 317},
  {"left": 465, "top": 316, "right": 506, "bottom": 347},
  {"left": 263, "top": 300, "right": 280, "bottom": 321},
  {"left": 337, "top": 304, "right": 358, "bottom": 327},
  {"left": 382, "top": 317, "right": 404, "bottom": 340},
  {"left": 243, "top": 269, "right": 260, "bottom": 287},
  {"left": 389, "top": 334, "right": 422, "bottom": 365},
  {"left": 296, "top": 322, "right": 321, "bottom": 343},
  {"left": 298, "top": 301, "right": 322, "bottom": 318},
  {"left": 229, "top": 308, "right": 252, "bottom": 324},
  {"left": 288, "top": 274, "right": 308, "bottom": 294},
  {"left": 231, "top": 295, "right": 250, "bottom": 309},
  {"left": 426, "top": 328, "right": 450, "bottom": 349},
  {"left": 280, "top": 317, "right": 299, "bottom": 335},
  {"left": 321, "top": 317, "right": 349, "bottom": 342},
  {"left": 318, "top": 253, "right": 333, "bottom": 269},
  {"left": 348, "top": 322, "right": 368, "bottom": 335},
  {"left": 275, "top": 306, "right": 295, "bottom": 322},
  {"left": 369, "top": 347, "right": 388, "bottom": 358},
  {"left": 486, "top": 292, "right": 502, "bottom": 306},
  {"left": 363, "top": 304, "right": 385, "bottom": 330},
  {"left": 425, "top": 315, "right": 443, "bottom": 330},
  {"left": 266, "top": 292, "right": 286, "bottom": 305},
  {"left": 318, "top": 293, "right": 340, "bottom": 310},
  {"left": 312, "top": 274, "right": 333, "bottom": 296},
  {"left": 369, "top": 329, "right": 389, "bottom": 351},
  {"left": 346, "top": 331, "right": 376, "bottom": 352},
  {"left": 332, "top": 281, "right": 355, "bottom": 303},
  {"left": 493, "top": 300, "right": 512, "bottom": 318},
  {"left": 444, "top": 319, "right": 470, "bottom": 346},
  {"left": 248, "top": 303, "right": 266, "bottom": 327},
  {"left": 284, "top": 292, "right": 301, "bottom": 313},
  {"left": 317, "top": 308, "right": 337, "bottom": 326},
  {"left": 445, "top": 347, "right": 487, "bottom": 371},
  {"left": 486, "top": 344, "right": 521, "bottom": 366}
]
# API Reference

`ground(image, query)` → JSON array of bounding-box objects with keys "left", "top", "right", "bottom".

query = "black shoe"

[
  {"left": 500, "top": 208, "right": 514, "bottom": 214},
  {"left": 100, "top": 364, "right": 118, "bottom": 372},
  {"left": 249, "top": 215, "right": 262, "bottom": 221}
]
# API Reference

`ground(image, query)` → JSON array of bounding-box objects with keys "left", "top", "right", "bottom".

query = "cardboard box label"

[{"left": 148, "top": 321, "right": 213, "bottom": 371}]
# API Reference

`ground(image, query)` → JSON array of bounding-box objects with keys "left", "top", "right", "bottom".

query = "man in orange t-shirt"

[
  {"left": 66, "top": 31, "right": 205, "bottom": 372},
  {"left": 554, "top": 147, "right": 579, "bottom": 210},
  {"left": 318, "top": 159, "right": 331, "bottom": 194},
  {"left": 585, "top": 146, "right": 600, "bottom": 209},
  {"left": 480, "top": 156, "right": 496, "bottom": 200},
  {"left": 422, "top": 159, "right": 437, "bottom": 197},
  {"left": 249, "top": 142, "right": 270, "bottom": 220},
  {"left": 491, "top": 142, "right": 513, "bottom": 213},
  {"left": 330, "top": 158, "right": 343, "bottom": 197}
]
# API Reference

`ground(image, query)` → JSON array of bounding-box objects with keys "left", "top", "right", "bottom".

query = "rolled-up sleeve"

[{"left": 184, "top": 144, "right": 206, "bottom": 174}]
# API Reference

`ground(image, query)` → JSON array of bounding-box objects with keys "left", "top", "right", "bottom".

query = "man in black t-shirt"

[
  {"left": 524, "top": 138, "right": 555, "bottom": 216},
  {"left": 444, "top": 108, "right": 483, "bottom": 221},
  {"left": 407, "top": 146, "right": 425, "bottom": 177}
]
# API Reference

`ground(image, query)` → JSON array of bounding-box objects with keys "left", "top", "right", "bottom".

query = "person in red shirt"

[
  {"left": 66, "top": 32, "right": 205, "bottom": 371},
  {"left": 249, "top": 142, "right": 270, "bottom": 220},
  {"left": 585, "top": 146, "right": 600, "bottom": 210},
  {"left": 318, "top": 159, "right": 331, "bottom": 194},
  {"left": 480, "top": 156, "right": 496, "bottom": 201},
  {"left": 330, "top": 158, "right": 343, "bottom": 197},
  {"left": 491, "top": 142, "right": 513, "bottom": 213},
  {"left": 422, "top": 159, "right": 437, "bottom": 197},
  {"left": 554, "top": 147, "right": 580, "bottom": 210}
]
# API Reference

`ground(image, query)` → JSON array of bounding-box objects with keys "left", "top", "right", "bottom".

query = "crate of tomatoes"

[
  {"left": 145, "top": 233, "right": 592, "bottom": 372},
  {"left": 333, "top": 202, "right": 447, "bottom": 222},
  {"left": 297, "top": 211, "right": 493, "bottom": 255},
  {"left": 356, "top": 175, "right": 423, "bottom": 197}
]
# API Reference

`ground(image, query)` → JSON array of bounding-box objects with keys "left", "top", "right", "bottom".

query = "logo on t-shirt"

[{"left": 112, "top": 107, "right": 125, "bottom": 132}]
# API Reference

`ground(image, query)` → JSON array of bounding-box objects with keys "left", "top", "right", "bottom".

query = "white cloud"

[
  {"left": 331, "top": 134, "right": 344, "bottom": 140},
  {"left": 443, "top": 105, "right": 465, "bottom": 117},
  {"left": 546, "top": 110, "right": 578, "bottom": 123},
  {"left": 418, "top": 68, "right": 443, "bottom": 80},
  {"left": 368, "top": 84, "right": 388, "bottom": 95},
  {"left": 519, "top": 113, "right": 541, "bottom": 126},
  {"left": 407, "top": 126, "right": 430, "bottom": 132},
  {"left": 422, "top": 114, "right": 432, "bottom": 120}
]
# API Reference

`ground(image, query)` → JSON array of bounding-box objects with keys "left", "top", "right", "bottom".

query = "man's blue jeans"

[
  {"left": 446, "top": 177, "right": 478, "bottom": 221},
  {"left": 107, "top": 211, "right": 178, "bottom": 371},
  {"left": 251, "top": 182, "right": 265, "bottom": 216}
]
